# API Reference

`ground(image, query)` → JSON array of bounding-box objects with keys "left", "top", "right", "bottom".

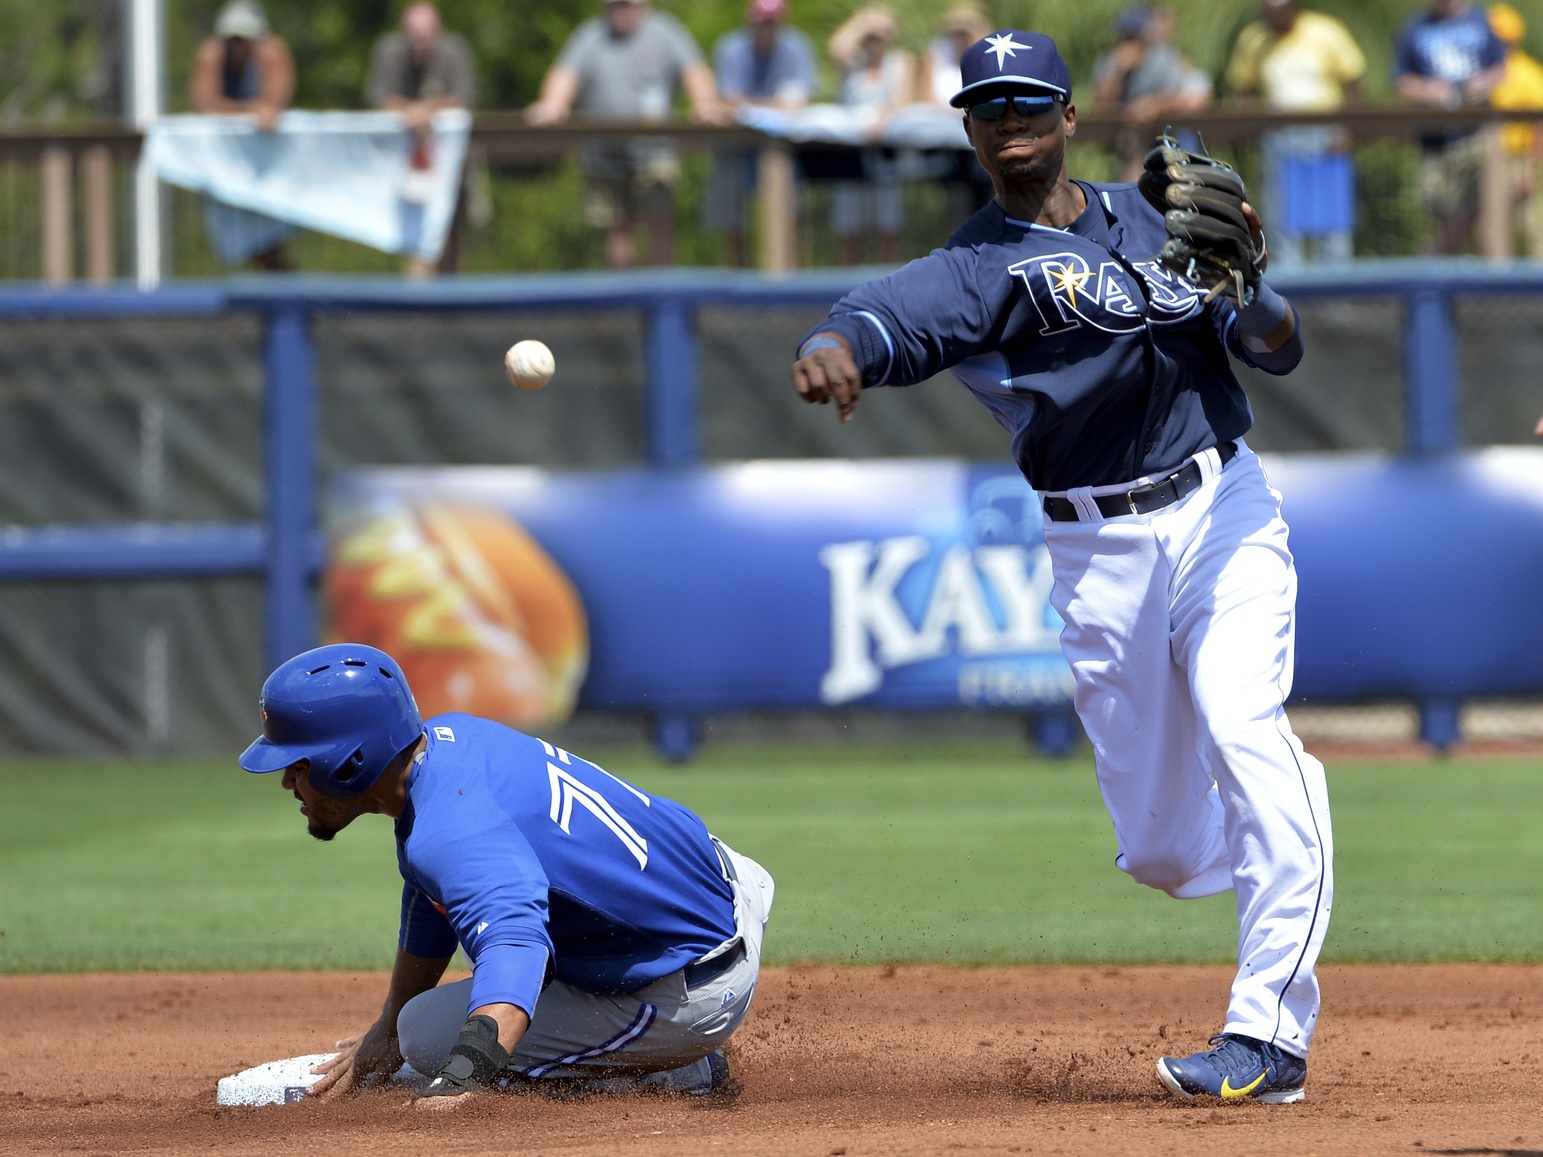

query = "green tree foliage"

[
  {"left": 0, "top": 0, "right": 119, "bottom": 121},
  {"left": 15, "top": 0, "right": 1543, "bottom": 121}
]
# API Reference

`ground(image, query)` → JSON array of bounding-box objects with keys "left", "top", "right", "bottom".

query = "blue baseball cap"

[{"left": 949, "top": 30, "right": 1073, "bottom": 108}]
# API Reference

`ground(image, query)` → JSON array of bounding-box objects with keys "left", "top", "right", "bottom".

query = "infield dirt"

[{"left": 2, "top": 964, "right": 1539, "bottom": 1156}]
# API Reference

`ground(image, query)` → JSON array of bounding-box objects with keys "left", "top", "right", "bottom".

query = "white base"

[
  {"left": 217, "top": 1054, "right": 333, "bottom": 1106},
  {"left": 216, "top": 1054, "right": 427, "bottom": 1105}
]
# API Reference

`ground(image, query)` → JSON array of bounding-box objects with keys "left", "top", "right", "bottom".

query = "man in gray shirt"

[
  {"left": 367, "top": 2, "right": 475, "bottom": 276},
  {"left": 1092, "top": 5, "right": 1213, "bottom": 179},
  {"left": 526, "top": 0, "right": 723, "bottom": 268}
]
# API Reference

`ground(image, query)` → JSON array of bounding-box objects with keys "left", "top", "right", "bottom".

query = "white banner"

[
  {"left": 146, "top": 109, "right": 470, "bottom": 264},
  {"left": 737, "top": 103, "right": 970, "bottom": 150}
]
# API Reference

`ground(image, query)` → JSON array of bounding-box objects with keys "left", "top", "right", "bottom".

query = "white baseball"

[{"left": 504, "top": 340, "right": 555, "bottom": 391}]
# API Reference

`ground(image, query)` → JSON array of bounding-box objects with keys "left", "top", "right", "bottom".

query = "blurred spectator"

[
  {"left": 1226, "top": 0, "right": 1365, "bottom": 267},
  {"left": 1093, "top": 5, "right": 1213, "bottom": 180},
  {"left": 525, "top": 0, "right": 723, "bottom": 270},
  {"left": 188, "top": 0, "right": 296, "bottom": 270},
  {"left": 703, "top": 0, "right": 817, "bottom": 267},
  {"left": 1394, "top": 0, "right": 1507, "bottom": 254},
  {"left": 190, "top": 0, "right": 293, "bottom": 132},
  {"left": 367, "top": 3, "right": 473, "bottom": 128},
  {"left": 828, "top": 5, "right": 914, "bottom": 265},
  {"left": 367, "top": 2, "right": 475, "bottom": 277},
  {"left": 918, "top": 3, "right": 995, "bottom": 231},
  {"left": 918, "top": 3, "right": 993, "bottom": 105},
  {"left": 1487, "top": 3, "right": 1543, "bottom": 256}
]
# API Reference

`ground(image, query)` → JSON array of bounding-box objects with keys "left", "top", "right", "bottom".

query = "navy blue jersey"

[
  {"left": 1393, "top": 8, "right": 1505, "bottom": 149},
  {"left": 804, "top": 181, "right": 1301, "bottom": 492},
  {"left": 1394, "top": 7, "right": 1504, "bottom": 86},
  {"left": 393, "top": 715, "right": 737, "bottom": 1016}
]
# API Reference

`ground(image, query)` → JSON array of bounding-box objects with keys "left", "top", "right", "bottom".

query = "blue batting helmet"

[{"left": 239, "top": 643, "right": 424, "bottom": 799}]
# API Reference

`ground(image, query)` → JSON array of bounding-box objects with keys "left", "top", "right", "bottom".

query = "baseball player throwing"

[
  {"left": 791, "top": 31, "right": 1331, "bottom": 1103},
  {"left": 239, "top": 643, "right": 773, "bottom": 1106}
]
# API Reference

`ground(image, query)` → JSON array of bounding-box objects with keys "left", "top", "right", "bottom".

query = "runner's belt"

[
  {"left": 1043, "top": 440, "right": 1238, "bottom": 523},
  {"left": 684, "top": 836, "right": 745, "bottom": 990},
  {"left": 684, "top": 941, "right": 744, "bottom": 990}
]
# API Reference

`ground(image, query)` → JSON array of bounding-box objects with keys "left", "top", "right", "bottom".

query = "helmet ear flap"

[{"left": 333, "top": 747, "right": 368, "bottom": 787}]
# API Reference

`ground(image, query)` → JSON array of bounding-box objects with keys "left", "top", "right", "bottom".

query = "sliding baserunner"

[{"left": 239, "top": 643, "right": 773, "bottom": 1106}]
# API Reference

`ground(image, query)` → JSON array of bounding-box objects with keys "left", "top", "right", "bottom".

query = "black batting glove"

[{"left": 414, "top": 1014, "right": 510, "bottom": 1100}]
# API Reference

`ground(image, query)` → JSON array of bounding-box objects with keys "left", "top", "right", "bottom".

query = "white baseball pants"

[
  {"left": 1042, "top": 441, "right": 1333, "bottom": 1057},
  {"left": 397, "top": 841, "right": 774, "bottom": 1077}
]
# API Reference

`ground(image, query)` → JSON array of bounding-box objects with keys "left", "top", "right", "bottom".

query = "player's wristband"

[
  {"left": 798, "top": 334, "right": 845, "bottom": 358},
  {"left": 415, "top": 1014, "right": 509, "bottom": 1099},
  {"left": 1235, "top": 280, "right": 1290, "bottom": 341}
]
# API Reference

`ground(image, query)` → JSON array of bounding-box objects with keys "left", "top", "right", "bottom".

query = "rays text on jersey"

[{"left": 1009, "top": 252, "right": 1205, "bottom": 336}]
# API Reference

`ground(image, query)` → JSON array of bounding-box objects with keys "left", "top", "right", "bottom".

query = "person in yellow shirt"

[
  {"left": 1488, "top": 3, "right": 1543, "bottom": 256},
  {"left": 1227, "top": 0, "right": 1365, "bottom": 266}
]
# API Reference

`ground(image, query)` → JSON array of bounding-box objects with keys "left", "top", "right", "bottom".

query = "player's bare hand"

[
  {"left": 309, "top": 1019, "right": 402, "bottom": 1100},
  {"left": 1240, "top": 202, "right": 1269, "bottom": 273},
  {"left": 792, "top": 333, "right": 862, "bottom": 424},
  {"left": 307, "top": 1038, "right": 360, "bottom": 1100}
]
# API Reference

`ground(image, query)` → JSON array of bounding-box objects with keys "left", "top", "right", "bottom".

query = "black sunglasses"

[{"left": 968, "top": 94, "right": 1059, "bottom": 120}]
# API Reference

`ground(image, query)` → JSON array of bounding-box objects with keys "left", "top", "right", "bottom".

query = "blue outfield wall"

[
  {"left": 333, "top": 449, "right": 1543, "bottom": 721},
  {"left": 0, "top": 262, "right": 1540, "bottom": 752},
  {"left": 1279, "top": 450, "right": 1543, "bottom": 702}
]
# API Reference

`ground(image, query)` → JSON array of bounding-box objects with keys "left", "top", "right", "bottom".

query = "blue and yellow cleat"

[{"left": 1155, "top": 1034, "right": 1307, "bottom": 1104}]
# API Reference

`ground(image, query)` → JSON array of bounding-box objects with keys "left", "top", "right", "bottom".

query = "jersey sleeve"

[
  {"left": 405, "top": 814, "right": 555, "bottom": 1018},
  {"left": 399, "top": 882, "right": 458, "bottom": 959},
  {"left": 801, "top": 247, "right": 999, "bottom": 388},
  {"left": 1214, "top": 284, "right": 1305, "bottom": 376}
]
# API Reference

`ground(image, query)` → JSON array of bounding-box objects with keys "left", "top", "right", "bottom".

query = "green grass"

[{"left": 1, "top": 744, "right": 1540, "bottom": 972}]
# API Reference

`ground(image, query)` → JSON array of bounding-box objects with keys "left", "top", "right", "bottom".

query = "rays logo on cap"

[
  {"left": 983, "top": 32, "right": 1028, "bottom": 69},
  {"left": 950, "top": 29, "right": 1073, "bottom": 107}
]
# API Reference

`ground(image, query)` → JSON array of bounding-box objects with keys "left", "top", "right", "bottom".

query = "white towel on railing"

[
  {"left": 146, "top": 109, "right": 470, "bottom": 264},
  {"left": 737, "top": 103, "right": 970, "bottom": 150}
]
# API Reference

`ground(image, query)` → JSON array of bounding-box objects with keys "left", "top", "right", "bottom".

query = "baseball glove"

[{"left": 1138, "top": 134, "right": 1263, "bottom": 305}]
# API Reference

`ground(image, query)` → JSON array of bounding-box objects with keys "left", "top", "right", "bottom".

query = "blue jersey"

[
  {"left": 1394, "top": 7, "right": 1504, "bottom": 86},
  {"left": 1394, "top": 7, "right": 1504, "bottom": 147},
  {"left": 394, "top": 715, "right": 736, "bottom": 1017},
  {"left": 803, "top": 181, "right": 1301, "bottom": 492}
]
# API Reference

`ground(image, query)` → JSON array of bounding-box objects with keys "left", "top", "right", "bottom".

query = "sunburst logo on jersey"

[{"left": 1048, "top": 263, "right": 1093, "bottom": 307}]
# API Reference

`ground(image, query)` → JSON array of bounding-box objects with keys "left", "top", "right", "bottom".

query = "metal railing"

[{"left": 5, "top": 104, "right": 1543, "bottom": 282}]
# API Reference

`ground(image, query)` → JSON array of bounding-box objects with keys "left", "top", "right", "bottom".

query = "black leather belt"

[
  {"left": 1042, "top": 441, "right": 1238, "bottom": 523},
  {"left": 684, "top": 837, "right": 744, "bottom": 989},
  {"left": 684, "top": 941, "right": 744, "bottom": 989},
  {"left": 710, "top": 836, "right": 738, "bottom": 884}
]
